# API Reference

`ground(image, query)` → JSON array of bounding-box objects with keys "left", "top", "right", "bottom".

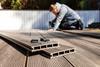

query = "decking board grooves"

[
  {"left": 0, "top": 31, "right": 75, "bottom": 67},
  {"left": 0, "top": 33, "right": 59, "bottom": 52}
]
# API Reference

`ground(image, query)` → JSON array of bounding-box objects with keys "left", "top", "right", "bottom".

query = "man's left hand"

[{"left": 48, "top": 29, "right": 54, "bottom": 32}]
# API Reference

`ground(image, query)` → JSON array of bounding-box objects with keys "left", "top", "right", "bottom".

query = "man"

[{"left": 49, "top": 2, "right": 83, "bottom": 31}]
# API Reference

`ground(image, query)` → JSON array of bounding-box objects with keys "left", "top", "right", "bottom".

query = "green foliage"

[
  {"left": 1, "top": 0, "right": 12, "bottom": 9},
  {"left": 79, "top": 0, "right": 86, "bottom": 10},
  {"left": 0, "top": 0, "right": 99, "bottom": 10},
  {"left": 60, "top": 0, "right": 67, "bottom": 4},
  {"left": 0, "top": 0, "right": 51, "bottom": 10},
  {"left": 60, "top": 0, "right": 99, "bottom": 10},
  {"left": 11, "top": 0, "right": 22, "bottom": 9}
]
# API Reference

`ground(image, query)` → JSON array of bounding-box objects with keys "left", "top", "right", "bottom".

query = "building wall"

[
  {"left": 0, "top": 10, "right": 99, "bottom": 30},
  {"left": 77, "top": 10, "right": 100, "bottom": 27}
]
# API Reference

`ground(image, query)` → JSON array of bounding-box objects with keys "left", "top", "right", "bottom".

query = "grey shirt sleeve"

[{"left": 53, "top": 6, "right": 68, "bottom": 31}]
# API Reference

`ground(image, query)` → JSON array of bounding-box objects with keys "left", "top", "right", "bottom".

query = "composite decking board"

[
  {"left": 43, "top": 45, "right": 74, "bottom": 54},
  {"left": 43, "top": 31, "right": 100, "bottom": 67},
  {"left": 42, "top": 45, "right": 74, "bottom": 59},
  {"left": 0, "top": 33, "right": 33, "bottom": 52},
  {"left": 27, "top": 55, "right": 73, "bottom": 67},
  {"left": 32, "top": 31, "right": 75, "bottom": 58},
  {"left": 0, "top": 39, "right": 8, "bottom": 50},
  {"left": 63, "top": 30, "right": 100, "bottom": 38},
  {"left": 0, "top": 32, "right": 59, "bottom": 52},
  {"left": 0, "top": 32, "right": 50, "bottom": 46},
  {"left": 19, "top": 32, "right": 42, "bottom": 38},
  {"left": 0, "top": 31, "right": 75, "bottom": 67},
  {"left": 0, "top": 39, "right": 26, "bottom": 67},
  {"left": 0, "top": 32, "right": 33, "bottom": 46}
]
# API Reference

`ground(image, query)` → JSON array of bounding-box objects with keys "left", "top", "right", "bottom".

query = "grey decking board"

[
  {"left": 27, "top": 55, "right": 73, "bottom": 67},
  {"left": 0, "top": 32, "right": 59, "bottom": 52},
  {"left": 0, "top": 39, "right": 26, "bottom": 67},
  {"left": 43, "top": 45, "right": 74, "bottom": 58},
  {"left": 44, "top": 45, "right": 74, "bottom": 54}
]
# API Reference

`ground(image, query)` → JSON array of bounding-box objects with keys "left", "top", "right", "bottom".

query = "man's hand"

[{"left": 48, "top": 29, "right": 54, "bottom": 32}]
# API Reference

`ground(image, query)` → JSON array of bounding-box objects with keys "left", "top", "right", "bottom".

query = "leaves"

[
  {"left": 0, "top": 0, "right": 99, "bottom": 10},
  {"left": 11, "top": 0, "right": 22, "bottom": 9}
]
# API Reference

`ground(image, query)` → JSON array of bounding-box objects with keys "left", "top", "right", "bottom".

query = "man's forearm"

[
  {"left": 52, "top": 5, "right": 67, "bottom": 31},
  {"left": 53, "top": 21, "right": 60, "bottom": 31}
]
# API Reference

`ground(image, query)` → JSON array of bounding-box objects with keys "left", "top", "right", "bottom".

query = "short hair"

[
  {"left": 50, "top": 0, "right": 57, "bottom": 4},
  {"left": 49, "top": 5, "right": 53, "bottom": 11},
  {"left": 49, "top": 4, "right": 56, "bottom": 11},
  {"left": 49, "top": 0, "right": 59, "bottom": 11}
]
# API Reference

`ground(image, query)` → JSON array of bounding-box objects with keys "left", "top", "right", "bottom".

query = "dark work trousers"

[{"left": 49, "top": 16, "right": 83, "bottom": 30}]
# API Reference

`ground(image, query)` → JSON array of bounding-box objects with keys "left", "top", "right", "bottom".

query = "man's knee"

[{"left": 76, "top": 20, "right": 83, "bottom": 30}]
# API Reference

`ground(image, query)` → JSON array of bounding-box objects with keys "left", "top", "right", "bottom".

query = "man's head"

[
  {"left": 49, "top": 4, "right": 59, "bottom": 15},
  {"left": 49, "top": 1, "right": 61, "bottom": 15}
]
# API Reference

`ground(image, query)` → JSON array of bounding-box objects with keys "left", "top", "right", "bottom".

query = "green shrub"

[{"left": 11, "top": 0, "right": 22, "bottom": 9}]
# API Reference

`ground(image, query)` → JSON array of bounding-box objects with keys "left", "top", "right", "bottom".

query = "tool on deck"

[{"left": 31, "top": 37, "right": 50, "bottom": 43}]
